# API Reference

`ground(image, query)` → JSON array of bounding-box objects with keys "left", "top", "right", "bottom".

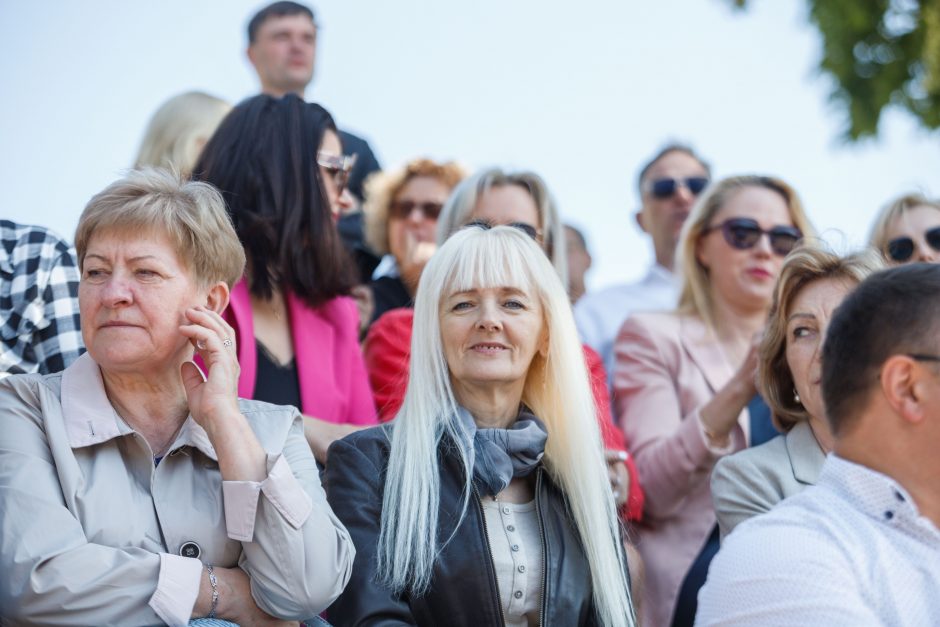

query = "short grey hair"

[{"left": 75, "top": 168, "right": 246, "bottom": 288}]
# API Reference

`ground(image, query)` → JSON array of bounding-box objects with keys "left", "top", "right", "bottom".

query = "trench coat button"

[
  {"left": 514, "top": 590, "right": 523, "bottom": 599},
  {"left": 179, "top": 541, "right": 201, "bottom": 559}
]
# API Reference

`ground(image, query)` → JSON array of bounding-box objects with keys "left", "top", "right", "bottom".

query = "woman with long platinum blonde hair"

[{"left": 325, "top": 225, "right": 636, "bottom": 626}]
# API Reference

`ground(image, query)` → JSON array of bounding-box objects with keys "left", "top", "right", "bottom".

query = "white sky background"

[{"left": 1, "top": 0, "right": 938, "bottom": 290}]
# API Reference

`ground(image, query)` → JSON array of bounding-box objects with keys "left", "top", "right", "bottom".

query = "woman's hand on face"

[
  {"left": 179, "top": 306, "right": 241, "bottom": 428},
  {"left": 399, "top": 230, "right": 436, "bottom": 289},
  {"left": 605, "top": 449, "right": 630, "bottom": 508}
]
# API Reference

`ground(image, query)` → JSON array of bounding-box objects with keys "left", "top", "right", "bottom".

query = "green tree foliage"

[{"left": 733, "top": 0, "right": 940, "bottom": 139}]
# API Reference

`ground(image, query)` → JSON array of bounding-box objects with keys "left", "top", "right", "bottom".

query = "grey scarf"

[{"left": 455, "top": 405, "right": 548, "bottom": 497}]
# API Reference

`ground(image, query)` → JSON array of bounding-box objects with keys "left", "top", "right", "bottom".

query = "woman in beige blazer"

[
  {"left": 712, "top": 246, "right": 884, "bottom": 539},
  {"left": 614, "top": 175, "right": 814, "bottom": 627},
  {"left": 0, "top": 170, "right": 354, "bottom": 625}
]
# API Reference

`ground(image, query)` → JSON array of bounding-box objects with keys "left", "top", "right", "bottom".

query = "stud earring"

[{"left": 793, "top": 388, "right": 801, "bottom": 404}]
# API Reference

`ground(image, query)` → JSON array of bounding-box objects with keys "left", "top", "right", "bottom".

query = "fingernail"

[{"left": 618, "top": 451, "right": 629, "bottom": 461}]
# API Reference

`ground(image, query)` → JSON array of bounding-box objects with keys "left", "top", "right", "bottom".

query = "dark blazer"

[{"left": 323, "top": 426, "right": 610, "bottom": 626}]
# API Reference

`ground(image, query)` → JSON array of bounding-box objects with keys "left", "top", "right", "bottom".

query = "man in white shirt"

[
  {"left": 575, "top": 143, "right": 711, "bottom": 382},
  {"left": 696, "top": 264, "right": 940, "bottom": 626}
]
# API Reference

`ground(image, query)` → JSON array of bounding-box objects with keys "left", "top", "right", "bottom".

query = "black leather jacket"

[{"left": 324, "top": 425, "right": 611, "bottom": 626}]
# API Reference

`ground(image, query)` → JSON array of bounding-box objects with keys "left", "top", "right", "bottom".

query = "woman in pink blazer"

[
  {"left": 194, "top": 95, "right": 377, "bottom": 463},
  {"left": 613, "top": 175, "right": 814, "bottom": 627}
]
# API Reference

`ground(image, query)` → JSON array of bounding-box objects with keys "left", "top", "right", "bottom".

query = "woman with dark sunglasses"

[
  {"left": 355, "top": 159, "right": 466, "bottom": 333},
  {"left": 869, "top": 193, "right": 940, "bottom": 265},
  {"left": 612, "top": 175, "right": 814, "bottom": 627},
  {"left": 192, "top": 94, "right": 377, "bottom": 465}
]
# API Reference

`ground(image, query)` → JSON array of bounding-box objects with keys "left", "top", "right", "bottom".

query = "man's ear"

[
  {"left": 634, "top": 210, "right": 648, "bottom": 235},
  {"left": 880, "top": 355, "right": 929, "bottom": 425},
  {"left": 205, "top": 281, "right": 231, "bottom": 315}
]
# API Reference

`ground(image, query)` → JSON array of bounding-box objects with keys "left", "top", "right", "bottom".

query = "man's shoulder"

[{"left": 1, "top": 220, "right": 74, "bottom": 267}]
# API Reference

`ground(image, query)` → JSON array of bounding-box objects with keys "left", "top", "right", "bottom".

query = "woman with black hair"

[{"left": 194, "top": 94, "right": 377, "bottom": 463}]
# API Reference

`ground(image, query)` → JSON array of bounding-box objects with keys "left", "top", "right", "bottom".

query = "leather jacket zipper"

[
  {"left": 473, "top": 484, "right": 507, "bottom": 625},
  {"left": 535, "top": 468, "right": 548, "bottom": 627}
]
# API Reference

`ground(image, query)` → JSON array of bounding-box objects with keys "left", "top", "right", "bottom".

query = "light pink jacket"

[
  {"left": 224, "top": 279, "right": 377, "bottom": 426},
  {"left": 614, "top": 312, "right": 750, "bottom": 627}
]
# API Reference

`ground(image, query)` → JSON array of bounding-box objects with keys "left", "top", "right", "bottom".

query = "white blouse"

[{"left": 481, "top": 496, "right": 544, "bottom": 626}]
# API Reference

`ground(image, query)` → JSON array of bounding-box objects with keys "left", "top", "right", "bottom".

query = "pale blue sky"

[{"left": 1, "top": 0, "right": 937, "bottom": 288}]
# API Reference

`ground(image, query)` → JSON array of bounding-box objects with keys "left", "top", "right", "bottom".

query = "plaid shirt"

[{"left": 1, "top": 220, "right": 83, "bottom": 376}]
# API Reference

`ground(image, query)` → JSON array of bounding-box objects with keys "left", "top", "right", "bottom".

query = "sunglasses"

[
  {"left": 390, "top": 200, "right": 444, "bottom": 221},
  {"left": 704, "top": 217, "right": 802, "bottom": 257},
  {"left": 466, "top": 218, "right": 541, "bottom": 242},
  {"left": 317, "top": 152, "right": 358, "bottom": 197},
  {"left": 886, "top": 226, "right": 940, "bottom": 262},
  {"left": 647, "top": 176, "right": 709, "bottom": 200}
]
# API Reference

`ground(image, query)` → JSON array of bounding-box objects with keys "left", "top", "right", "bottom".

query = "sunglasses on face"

[
  {"left": 390, "top": 200, "right": 444, "bottom": 221},
  {"left": 317, "top": 152, "right": 358, "bottom": 197},
  {"left": 466, "top": 218, "right": 541, "bottom": 242},
  {"left": 647, "top": 176, "right": 709, "bottom": 200},
  {"left": 704, "top": 217, "right": 802, "bottom": 257},
  {"left": 886, "top": 226, "right": 940, "bottom": 262}
]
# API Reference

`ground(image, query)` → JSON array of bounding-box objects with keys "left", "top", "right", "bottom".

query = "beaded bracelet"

[{"left": 205, "top": 564, "right": 219, "bottom": 619}]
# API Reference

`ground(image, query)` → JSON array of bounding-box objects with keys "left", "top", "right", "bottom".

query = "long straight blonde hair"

[{"left": 377, "top": 225, "right": 636, "bottom": 627}]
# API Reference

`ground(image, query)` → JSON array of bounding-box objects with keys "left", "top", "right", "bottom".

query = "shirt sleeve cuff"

[
  {"left": 222, "top": 454, "right": 313, "bottom": 542},
  {"left": 148, "top": 553, "right": 203, "bottom": 627}
]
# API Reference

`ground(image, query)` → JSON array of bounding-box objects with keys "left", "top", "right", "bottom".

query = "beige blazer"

[
  {"left": 711, "top": 420, "right": 826, "bottom": 540},
  {"left": 0, "top": 353, "right": 354, "bottom": 625},
  {"left": 614, "top": 312, "right": 750, "bottom": 627}
]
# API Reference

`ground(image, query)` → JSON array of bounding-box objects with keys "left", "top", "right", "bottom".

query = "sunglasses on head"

[
  {"left": 466, "top": 219, "right": 541, "bottom": 241},
  {"left": 317, "top": 152, "right": 358, "bottom": 197},
  {"left": 390, "top": 200, "right": 444, "bottom": 221},
  {"left": 647, "top": 176, "right": 709, "bottom": 200},
  {"left": 704, "top": 217, "right": 802, "bottom": 257},
  {"left": 886, "top": 226, "right": 940, "bottom": 262}
]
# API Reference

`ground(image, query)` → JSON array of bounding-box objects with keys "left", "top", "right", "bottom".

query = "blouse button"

[
  {"left": 518, "top": 565, "right": 526, "bottom": 573},
  {"left": 514, "top": 590, "right": 523, "bottom": 599},
  {"left": 507, "top": 525, "right": 516, "bottom": 532},
  {"left": 502, "top": 506, "right": 511, "bottom": 514},
  {"left": 511, "top": 544, "right": 520, "bottom": 552}
]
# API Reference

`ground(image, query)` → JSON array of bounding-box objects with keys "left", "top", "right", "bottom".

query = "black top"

[
  {"left": 368, "top": 275, "right": 413, "bottom": 327},
  {"left": 323, "top": 426, "right": 620, "bottom": 626},
  {"left": 253, "top": 340, "right": 302, "bottom": 410}
]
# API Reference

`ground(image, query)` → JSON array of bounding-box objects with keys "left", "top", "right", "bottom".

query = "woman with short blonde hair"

[
  {"left": 0, "top": 168, "right": 352, "bottom": 624},
  {"left": 711, "top": 246, "right": 884, "bottom": 538},
  {"left": 134, "top": 91, "right": 231, "bottom": 177}
]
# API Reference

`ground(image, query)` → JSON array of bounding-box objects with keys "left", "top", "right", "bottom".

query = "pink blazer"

[
  {"left": 223, "top": 279, "right": 377, "bottom": 426},
  {"left": 613, "top": 312, "right": 749, "bottom": 627}
]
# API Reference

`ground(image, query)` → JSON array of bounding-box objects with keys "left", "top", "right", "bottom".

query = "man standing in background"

[{"left": 575, "top": 143, "right": 711, "bottom": 385}]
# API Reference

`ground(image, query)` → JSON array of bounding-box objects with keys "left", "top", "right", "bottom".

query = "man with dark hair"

[
  {"left": 575, "top": 142, "right": 711, "bottom": 383},
  {"left": 1, "top": 220, "right": 83, "bottom": 377},
  {"left": 246, "top": 1, "right": 381, "bottom": 279},
  {"left": 696, "top": 264, "right": 940, "bottom": 625}
]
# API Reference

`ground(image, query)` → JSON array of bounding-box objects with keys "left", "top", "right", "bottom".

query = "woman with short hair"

[
  {"left": 325, "top": 225, "right": 636, "bottom": 626},
  {"left": 614, "top": 175, "right": 813, "bottom": 627},
  {"left": 0, "top": 168, "right": 353, "bottom": 624},
  {"left": 711, "top": 246, "right": 884, "bottom": 538},
  {"left": 134, "top": 91, "right": 231, "bottom": 178},
  {"left": 357, "top": 158, "right": 466, "bottom": 329}
]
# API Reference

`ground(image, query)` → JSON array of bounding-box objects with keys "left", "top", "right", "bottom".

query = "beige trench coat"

[{"left": 0, "top": 353, "right": 354, "bottom": 625}]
